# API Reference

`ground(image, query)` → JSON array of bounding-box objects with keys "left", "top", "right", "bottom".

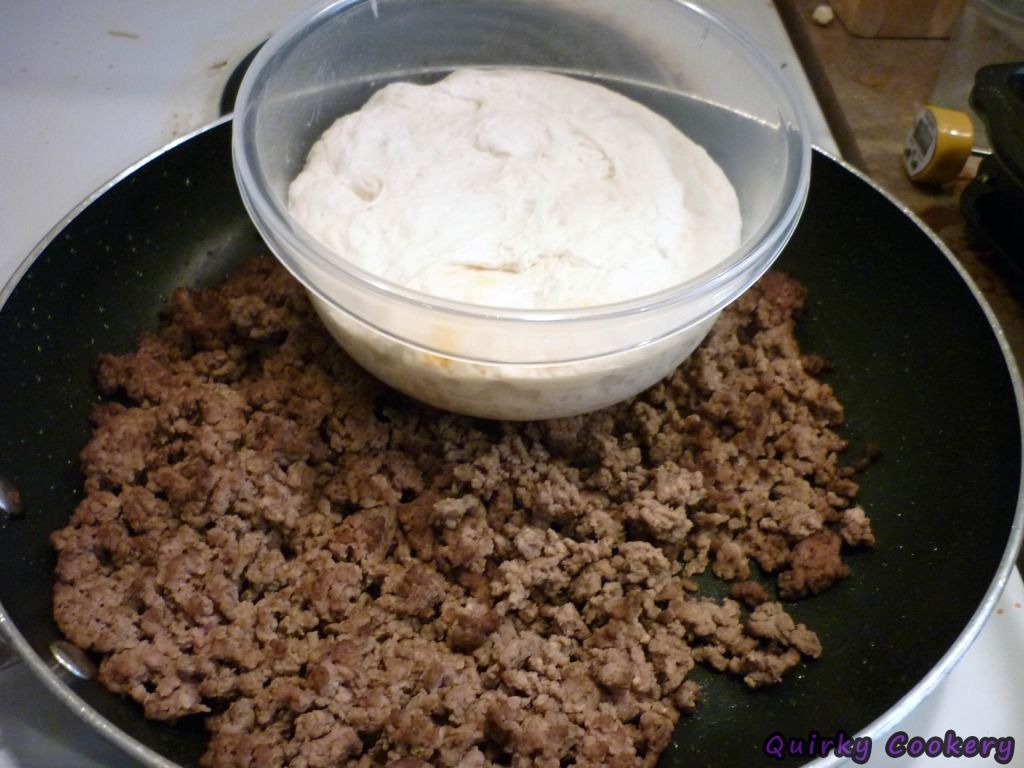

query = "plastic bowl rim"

[{"left": 231, "top": 0, "right": 813, "bottom": 326}]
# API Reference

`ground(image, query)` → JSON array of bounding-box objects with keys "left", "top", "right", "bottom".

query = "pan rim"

[
  {"left": 0, "top": 122, "right": 1021, "bottom": 768},
  {"left": 0, "top": 114, "right": 232, "bottom": 318},
  {"left": 794, "top": 148, "right": 1024, "bottom": 767},
  {"left": 0, "top": 116, "right": 236, "bottom": 768}
]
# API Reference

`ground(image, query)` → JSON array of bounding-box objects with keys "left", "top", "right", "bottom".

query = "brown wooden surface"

[
  {"left": 777, "top": 0, "right": 1024, "bottom": 372},
  {"left": 830, "top": 0, "right": 965, "bottom": 39}
]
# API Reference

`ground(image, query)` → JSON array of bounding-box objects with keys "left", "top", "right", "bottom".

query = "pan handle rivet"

[
  {"left": 0, "top": 476, "right": 24, "bottom": 520},
  {"left": 49, "top": 640, "right": 98, "bottom": 681}
]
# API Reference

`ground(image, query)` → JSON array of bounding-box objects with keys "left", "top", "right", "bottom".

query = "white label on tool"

[{"left": 904, "top": 108, "right": 937, "bottom": 179}]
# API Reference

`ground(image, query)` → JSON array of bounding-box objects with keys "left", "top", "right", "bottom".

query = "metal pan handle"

[{"left": 1, "top": 474, "right": 26, "bottom": 671}]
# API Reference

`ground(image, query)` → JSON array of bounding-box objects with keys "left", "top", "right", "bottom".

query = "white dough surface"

[{"left": 288, "top": 68, "right": 741, "bottom": 309}]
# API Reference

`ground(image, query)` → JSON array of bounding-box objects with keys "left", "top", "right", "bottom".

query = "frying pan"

[{"left": 0, "top": 119, "right": 1021, "bottom": 767}]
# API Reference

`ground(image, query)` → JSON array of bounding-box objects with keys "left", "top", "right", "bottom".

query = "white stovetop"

[{"left": 1, "top": 2, "right": 1022, "bottom": 766}]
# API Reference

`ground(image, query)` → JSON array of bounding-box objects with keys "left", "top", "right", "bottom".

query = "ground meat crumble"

[{"left": 51, "top": 258, "right": 875, "bottom": 768}]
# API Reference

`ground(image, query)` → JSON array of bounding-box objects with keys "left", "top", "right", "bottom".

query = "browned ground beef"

[{"left": 51, "top": 258, "right": 874, "bottom": 768}]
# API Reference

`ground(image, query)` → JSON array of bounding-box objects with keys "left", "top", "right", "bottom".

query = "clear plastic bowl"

[{"left": 232, "top": 0, "right": 811, "bottom": 420}]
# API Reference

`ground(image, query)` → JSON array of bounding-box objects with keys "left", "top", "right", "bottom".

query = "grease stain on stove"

[{"left": 168, "top": 110, "right": 197, "bottom": 139}]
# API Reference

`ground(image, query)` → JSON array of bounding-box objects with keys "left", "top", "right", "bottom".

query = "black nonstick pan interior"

[{"left": 0, "top": 121, "right": 1020, "bottom": 767}]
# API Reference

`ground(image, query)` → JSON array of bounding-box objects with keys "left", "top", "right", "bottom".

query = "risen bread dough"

[{"left": 288, "top": 68, "right": 741, "bottom": 309}]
